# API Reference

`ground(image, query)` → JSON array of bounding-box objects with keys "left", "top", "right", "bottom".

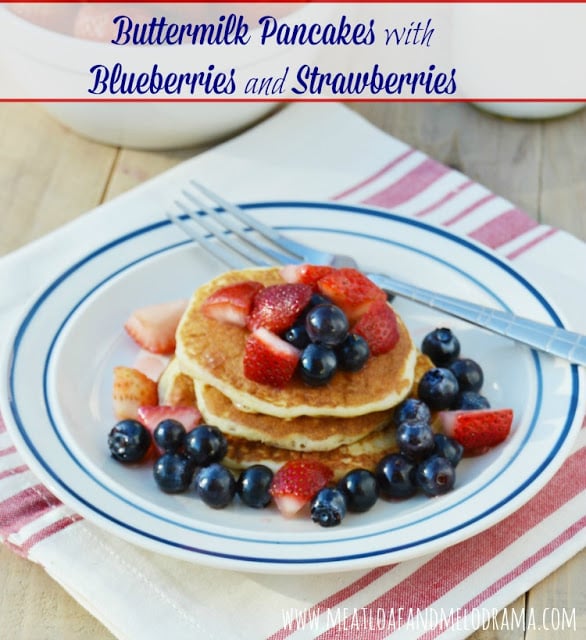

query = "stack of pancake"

[{"left": 158, "top": 267, "right": 430, "bottom": 480}]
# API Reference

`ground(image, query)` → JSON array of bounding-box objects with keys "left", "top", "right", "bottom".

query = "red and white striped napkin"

[{"left": 1, "top": 104, "right": 584, "bottom": 639}]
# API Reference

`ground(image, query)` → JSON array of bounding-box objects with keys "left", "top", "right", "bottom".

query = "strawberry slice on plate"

[
  {"left": 243, "top": 328, "right": 300, "bottom": 388},
  {"left": 201, "top": 280, "right": 264, "bottom": 327},
  {"left": 270, "top": 460, "right": 333, "bottom": 518},
  {"left": 112, "top": 366, "right": 158, "bottom": 420},
  {"left": 248, "top": 283, "right": 313, "bottom": 333},
  {"left": 137, "top": 405, "right": 201, "bottom": 445},
  {"left": 353, "top": 299, "right": 399, "bottom": 356},
  {"left": 280, "top": 264, "right": 335, "bottom": 288},
  {"left": 439, "top": 408, "right": 514, "bottom": 453},
  {"left": 316, "top": 267, "right": 386, "bottom": 322},
  {"left": 124, "top": 299, "right": 187, "bottom": 355}
]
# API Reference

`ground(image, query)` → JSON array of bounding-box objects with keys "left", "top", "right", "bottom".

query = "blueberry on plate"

[
  {"left": 310, "top": 487, "right": 347, "bottom": 527},
  {"left": 396, "top": 419, "right": 435, "bottom": 462},
  {"left": 452, "top": 390, "right": 491, "bottom": 410},
  {"left": 299, "top": 343, "right": 337, "bottom": 386},
  {"left": 375, "top": 453, "right": 417, "bottom": 499},
  {"left": 108, "top": 419, "right": 151, "bottom": 463},
  {"left": 153, "top": 418, "right": 186, "bottom": 452},
  {"left": 184, "top": 424, "right": 228, "bottom": 466},
  {"left": 421, "top": 328, "right": 461, "bottom": 366},
  {"left": 433, "top": 433, "right": 464, "bottom": 467},
  {"left": 283, "top": 323, "right": 311, "bottom": 349},
  {"left": 153, "top": 452, "right": 195, "bottom": 493},
  {"left": 337, "top": 468, "right": 379, "bottom": 512},
  {"left": 336, "top": 334, "right": 370, "bottom": 372},
  {"left": 195, "top": 463, "right": 236, "bottom": 509},
  {"left": 417, "top": 367, "right": 459, "bottom": 410},
  {"left": 237, "top": 464, "right": 274, "bottom": 508},
  {"left": 305, "top": 303, "right": 349, "bottom": 347},
  {"left": 392, "top": 398, "right": 432, "bottom": 427},
  {"left": 415, "top": 455, "right": 455, "bottom": 496},
  {"left": 448, "top": 358, "right": 484, "bottom": 392}
]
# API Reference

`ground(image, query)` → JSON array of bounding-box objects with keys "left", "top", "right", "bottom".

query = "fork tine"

[
  {"left": 189, "top": 180, "right": 319, "bottom": 261},
  {"left": 166, "top": 210, "right": 247, "bottom": 271},
  {"left": 174, "top": 198, "right": 272, "bottom": 267},
  {"left": 179, "top": 190, "right": 297, "bottom": 266}
]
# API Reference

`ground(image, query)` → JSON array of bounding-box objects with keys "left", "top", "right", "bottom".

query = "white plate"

[{"left": 1, "top": 201, "right": 584, "bottom": 574}]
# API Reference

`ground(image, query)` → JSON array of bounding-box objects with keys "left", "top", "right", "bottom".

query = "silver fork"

[{"left": 167, "top": 181, "right": 586, "bottom": 367}]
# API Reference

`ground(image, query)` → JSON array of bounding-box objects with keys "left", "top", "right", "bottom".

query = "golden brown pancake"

[
  {"left": 156, "top": 354, "right": 438, "bottom": 478},
  {"left": 223, "top": 427, "right": 401, "bottom": 482},
  {"left": 157, "top": 356, "right": 196, "bottom": 406},
  {"left": 195, "top": 381, "right": 394, "bottom": 451},
  {"left": 159, "top": 350, "right": 435, "bottom": 451},
  {"left": 175, "top": 267, "right": 417, "bottom": 419}
]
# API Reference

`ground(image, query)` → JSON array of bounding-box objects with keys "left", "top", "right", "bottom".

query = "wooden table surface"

[{"left": 0, "top": 102, "right": 584, "bottom": 639}]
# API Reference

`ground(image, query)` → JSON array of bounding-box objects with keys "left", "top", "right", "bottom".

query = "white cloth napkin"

[{"left": 1, "top": 103, "right": 584, "bottom": 640}]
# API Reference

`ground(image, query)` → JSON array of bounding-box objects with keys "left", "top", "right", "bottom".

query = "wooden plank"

[
  {"left": 525, "top": 548, "right": 586, "bottom": 640},
  {"left": 0, "top": 544, "right": 115, "bottom": 639},
  {"left": 103, "top": 147, "right": 199, "bottom": 202},
  {"left": 540, "top": 108, "right": 586, "bottom": 241},
  {"left": 0, "top": 104, "right": 117, "bottom": 256}
]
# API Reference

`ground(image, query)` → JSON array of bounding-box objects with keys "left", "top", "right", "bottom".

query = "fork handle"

[{"left": 367, "top": 272, "right": 586, "bottom": 367}]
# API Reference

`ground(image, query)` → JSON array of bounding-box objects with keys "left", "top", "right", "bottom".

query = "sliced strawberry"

[
  {"left": 352, "top": 299, "right": 399, "bottom": 356},
  {"left": 124, "top": 299, "right": 187, "bottom": 355},
  {"left": 112, "top": 366, "right": 158, "bottom": 420},
  {"left": 439, "top": 408, "right": 514, "bottom": 452},
  {"left": 137, "top": 405, "right": 201, "bottom": 445},
  {"left": 201, "top": 280, "right": 264, "bottom": 327},
  {"left": 270, "top": 460, "right": 333, "bottom": 518},
  {"left": 132, "top": 352, "right": 169, "bottom": 382},
  {"left": 243, "top": 328, "right": 300, "bottom": 388},
  {"left": 316, "top": 268, "right": 386, "bottom": 322},
  {"left": 248, "top": 283, "right": 313, "bottom": 333},
  {"left": 280, "top": 264, "right": 335, "bottom": 288}
]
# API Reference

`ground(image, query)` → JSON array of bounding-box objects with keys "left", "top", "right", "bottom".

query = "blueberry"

[
  {"left": 396, "top": 420, "right": 435, "bottom": 462},
  {"left": 305, "top": 303, "right": 349, "bottom": 347},
  {"left": 184, "top": 425, "right": 228, "bottom": 466},
  {"left": 375, "top": 453, "right": 417, "bottom": 499},
  {"left": 415, "top": 455, "right": 455, "bottom": 496},
  {"left": 308, "top": 293, "right": 331, "bottom": 307},
  {"left": 195, "top": 463, "right": 236, "bottom": 509},
  {"left": 336, "top": 334, "right": 370, "bottom": 372},
  {"left": 421, "top": 328, "right": 461, "bottom": 366},
  {"left": 153, "top": 419, "right": 186, "bottom": 452},
  {"left": 393, "top": 398, "right": 432, "bottom": 427},
  {"left": 417, "top": 367, "right": 459, "bottom": 410},
  {"left": 153, "top": 452, "right": 195, "bottom": 493},
  {"left": 337, "top": 468, "right": 379, "bottom": 512},
  {"left": 433, "top": 433, "right": 464, "bottom": 466},
  {"left": 452, "top": 390, "right": 491, "bottom": 410},
  {"left": 108, "top": 419, "right": 151, "bottom": 463},
  {"left": 237, "top": 465, "right": 274, "bottom": 508},
  {"left": 310, "top": 487, "right": 347, "bottom": 527},
  {"left": 299, "top": 343, "right": 337, "bottom": 386},
  {"left": 448, "top": 358, "right": 484, "bottom": 392},
  {"left": 283, "top": 323, "right": 311, "bottom": 349}
]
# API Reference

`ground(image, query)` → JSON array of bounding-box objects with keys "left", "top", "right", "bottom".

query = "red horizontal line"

[
  {"left": 4, "top": 1, "right": 586, "bottom": 4},
  {"left": 1, "top": 98, "right": 585, "bottom": 103}
]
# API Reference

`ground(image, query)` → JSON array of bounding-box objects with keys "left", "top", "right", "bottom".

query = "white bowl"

[{"left": 0, "top": 3, "right": 323, "bottom": 149}]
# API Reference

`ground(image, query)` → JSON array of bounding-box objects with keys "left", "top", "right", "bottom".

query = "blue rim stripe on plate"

[{"left": 6, "top": 202, "right": 581, "bottom": 566}]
